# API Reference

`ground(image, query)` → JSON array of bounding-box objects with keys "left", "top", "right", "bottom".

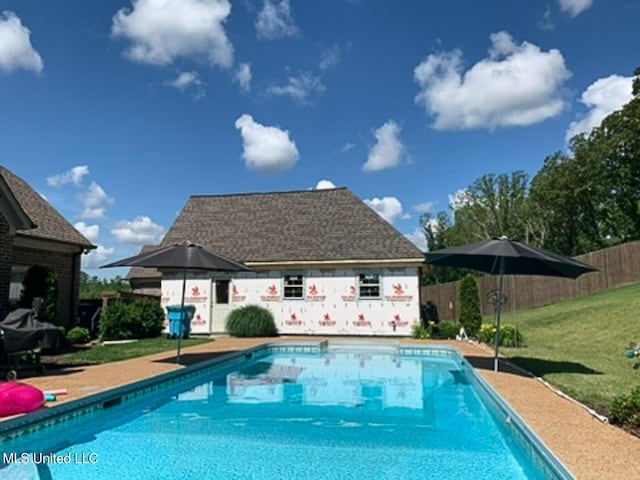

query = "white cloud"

[
  {"left": 234, "top": 62, "right": 252, "bottom": 92},
  {"left": 268, "top": 71, "right": 325, "bottom": 103},
  {"left": 364, "top": 197, "right": 410, "bottom": 224},
  {"left": 566, "top": 74, "right": 633, "bottom": 141},
  {"left": 111, "top": 216, "right": 165, "bottom": 244},
  {"left": 168, "top": 71, "right": 202, "bottom": 90},
  {"left": 341, "top": 142, "right": 355, "bottom": 153},
  {"left": 413, "top": 201, "right": 435, "bottom": 214},
  {"left": 538, "top": 6, "right": 555, "bottom": 30},
  {"left": 167, "top": 71, "right": 205, "bottom": 98},
  {"left": 414, "top": 31, "right": 571, "bottom": 130},
  {"left": 111, "top": 0, "right": 234, "bottom": 68},
  {"left": 47, "top": 165, "right": 90, "bottom": 187},
  {"left": 79, "top": 182, "right": 112, "bottom": 220},
  {"left": 235, "top": 114, "right": 299, "bottom": 173},
  {"left": 315, "top": 179, "right": 336, "bottom": 189},
  {"left": 255, "top": 0, "right": 298, "bottom": 40},
  {"left": 82, "top": 245, "right": 116, "bottom": 269},
  {"left": 405, "top": 228, "right": 427, "bottom": 252},
  {"left": 319, "top": 45, "right": 341, "bottom": 70},
  {"left": 558, "top": 0, "right": 593, "bottom": 17},
  {"left": 74, "top": 222, "right": 100, "bottom": 243},
  {"left": 448, "top": 189, "right": 471, "bottom": 211},
  {"left": 362, "top": 120, "right": 406, "bottom": 172},
  {"left": 0, "top": 11, "right": 43, "bottom": 74}
]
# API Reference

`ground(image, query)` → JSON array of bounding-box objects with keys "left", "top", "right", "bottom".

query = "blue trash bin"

[{"left": 166, "top": 305, "right": 196, "bottom": 339}]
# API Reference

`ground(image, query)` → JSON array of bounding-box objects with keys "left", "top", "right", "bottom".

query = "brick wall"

[
  {"left": 0, "top": 215, "right": 13, "bottom": 320},
  {"left": 13, "top": 246, "right": 79, "bottom": 327}
]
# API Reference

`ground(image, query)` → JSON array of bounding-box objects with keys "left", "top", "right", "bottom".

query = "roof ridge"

[{"left": 190, "top": 187, "right": 347, "bottom": 199}]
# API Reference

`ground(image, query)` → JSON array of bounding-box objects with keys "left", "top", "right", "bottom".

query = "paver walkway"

[{"left": 3, "top": 337, "right": 640, "bottom": 479}]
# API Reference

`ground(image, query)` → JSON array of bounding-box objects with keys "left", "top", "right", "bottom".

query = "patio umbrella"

[
  {"left": 101, "top": 241, "right": 254, "bottom": 364},
  {"left": 425, "top": 236, "right": 597, "bottom": 371}
]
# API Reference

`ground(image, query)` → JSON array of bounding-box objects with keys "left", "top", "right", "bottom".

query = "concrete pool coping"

[{"left": 3, "top": 336, "right": 640, "bottom": 479}]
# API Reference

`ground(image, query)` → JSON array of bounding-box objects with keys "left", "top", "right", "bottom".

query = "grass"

[
  {"left": 490, "top": 282, "right": 640, "bottom": 413},
  {"left": 52, "top": 337, "right": 212, "bottom": 365}
]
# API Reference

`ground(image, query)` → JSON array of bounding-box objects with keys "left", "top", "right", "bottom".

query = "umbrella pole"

[
  {"left": 177, "top": 268, "right": 187, "bottom": 365},
  {"left": 494, "top": 258, "right": 505, "bottom": 372}
]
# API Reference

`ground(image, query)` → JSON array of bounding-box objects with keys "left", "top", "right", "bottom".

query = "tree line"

[
  {"left": 79, "top": 271, "right": 130, "bottom": 299},
  {"left": 422, "top": 68, "right": 640, "bottom": 285}
]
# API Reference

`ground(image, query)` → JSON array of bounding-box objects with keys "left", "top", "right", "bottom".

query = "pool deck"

[{"left": 3, "top": 336, "right": 640, "bottom": 479}]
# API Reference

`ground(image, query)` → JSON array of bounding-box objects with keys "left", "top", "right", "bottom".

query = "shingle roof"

[
  {"left": 162, "top": 188, "right": 424, "bottom": 263},
  {"left": 0, "top": 166, "right": 95, "bottom": 249}
]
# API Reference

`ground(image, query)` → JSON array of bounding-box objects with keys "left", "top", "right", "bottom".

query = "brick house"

[
  {"left": 0, "top": 166, "right": 95, "bottom": 326},
  {"left": 130, "top": 188, "right": 425, "bottom": 336}
]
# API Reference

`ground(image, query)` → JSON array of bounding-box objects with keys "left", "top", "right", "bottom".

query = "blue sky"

[{"left": 1, "top": 0, "right": 638, "bottom": 276}]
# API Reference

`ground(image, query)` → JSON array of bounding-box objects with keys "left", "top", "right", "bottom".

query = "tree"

[
  {"left": 79, "top": 273, "right": 130, "bottom": 299},
  {"left": 420, "top": 211, "right": 470, "bottom": 284},
  {"left": 529, "top": 150, "right": 612, "bottom": 255},
  {"left": 584, "top": 69, "right": 640, "bottom": 240},
  {"left": 459, "top": 274, "right": 482, "bottom": 337},
  {"left": 447, "top": 172, "right": 544, "bottom": 246}
]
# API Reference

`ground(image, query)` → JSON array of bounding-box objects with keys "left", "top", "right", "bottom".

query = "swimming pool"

[{"left": 0, "top": 342, "right": 573, "bottom": 479}]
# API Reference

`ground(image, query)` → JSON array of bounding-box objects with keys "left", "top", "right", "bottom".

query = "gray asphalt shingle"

[{"left": 1, "top": 166, "right": 94, "bottom": 248}]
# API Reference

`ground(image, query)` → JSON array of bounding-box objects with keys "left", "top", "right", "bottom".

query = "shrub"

[
  {"left": 126, "top": 299, "right": 165, "bottom": 339},
  {"left": 412, "top": 321, "right": 461, "bottom": 340},
  {"left": 477, "top": 323, "right": 524, "bottom": 347},
  {"left": 434, "top": 322, "right": 460, "bottom": 340},
  {"left": 500, "top": 324, "right": 524, "bottom": 347},
  {"left": 459, "top": 274, "right": 482, "bottom": 337},
  {"left": 19, "top": 265, "right": 58, "bottom": 324},
  {"left": 100, "top": 301, "right": 131, "bottom": 340},
  {"left": 411, "top": 323, "right": 431, "bottom": 340},
  {"left": 611, "top": 386, "right": 640, "bottom": 430},
  {"left": 226, "top": 305, "right": 278, "bottom": 338},
  {"left": 100, "top": 299, "right": 164, "bottom": 340},
  {"left": 67, "top": 327, "right": 91, "bottom": 345}
]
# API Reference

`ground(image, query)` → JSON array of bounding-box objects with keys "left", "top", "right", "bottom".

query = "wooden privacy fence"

[{"left": 420, "top": 241, "right": 640, "bottom": 321}]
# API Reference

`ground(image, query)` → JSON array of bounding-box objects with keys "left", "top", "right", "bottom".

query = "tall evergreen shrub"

[{"left": 459, "top": 274, "right": 482, "bottom": 337}]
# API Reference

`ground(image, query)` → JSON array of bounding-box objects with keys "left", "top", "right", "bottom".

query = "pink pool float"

[{"left": 0, "top": 382, "right": 45, "bottom": 417}]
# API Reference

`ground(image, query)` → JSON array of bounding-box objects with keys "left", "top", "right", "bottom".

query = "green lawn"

[
  {"left": 52, "top": 337, "right": 212, "bottom": 365},
  {"left": 493, "top": 282, "right": 640, "bottom": 413}
]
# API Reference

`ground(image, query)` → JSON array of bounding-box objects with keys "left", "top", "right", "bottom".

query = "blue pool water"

[{"left": 0, "top": 345, "right": 570, "bottom": 479}]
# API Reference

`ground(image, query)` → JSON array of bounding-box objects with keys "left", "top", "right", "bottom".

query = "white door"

[{"left": 211, "top": 279, "right": 232, "bottom": 333}]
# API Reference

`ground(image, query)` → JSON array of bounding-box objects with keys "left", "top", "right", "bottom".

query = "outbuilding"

[{"left": 140, "top": 188, "right": 425, "bottom": 336}]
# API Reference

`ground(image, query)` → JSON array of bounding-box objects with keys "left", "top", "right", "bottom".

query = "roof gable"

[
  {"left": 162, "top": 188, "right": 424, "bottom": 263},
  {"left": 0, "top": 166, "right": 95, "bottom": 249},
  {"left": 0, "top": 174, "right": 35, "bottom": 231}
]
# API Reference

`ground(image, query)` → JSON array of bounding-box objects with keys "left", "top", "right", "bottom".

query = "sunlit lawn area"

[
  {"left": 51, "top": 337, "right": 213, "bottom": 365},
  {"left": 493, "top": 282, "right": 640, "bottom": 413}
]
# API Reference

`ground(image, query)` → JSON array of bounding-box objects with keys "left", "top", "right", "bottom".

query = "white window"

[
  {"left": 284, "top": 274, "right": 303, "bottom": 299},
  {"left": 358, "top": 273, "right": 381, "bottom": 299}
]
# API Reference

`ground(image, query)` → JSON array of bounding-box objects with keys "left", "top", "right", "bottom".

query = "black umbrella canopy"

[
  {"left": 425, "top": 237, "right": 597, "bottom": 372},
  {"left": 101, "top": 241, "right": 254, "bottom": 272},
  {"left": 101, "top": 241, "right": 253, "bottom": 365},
  {"left": 425, "top": 237, "right": 597, "bottom": 278}
]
